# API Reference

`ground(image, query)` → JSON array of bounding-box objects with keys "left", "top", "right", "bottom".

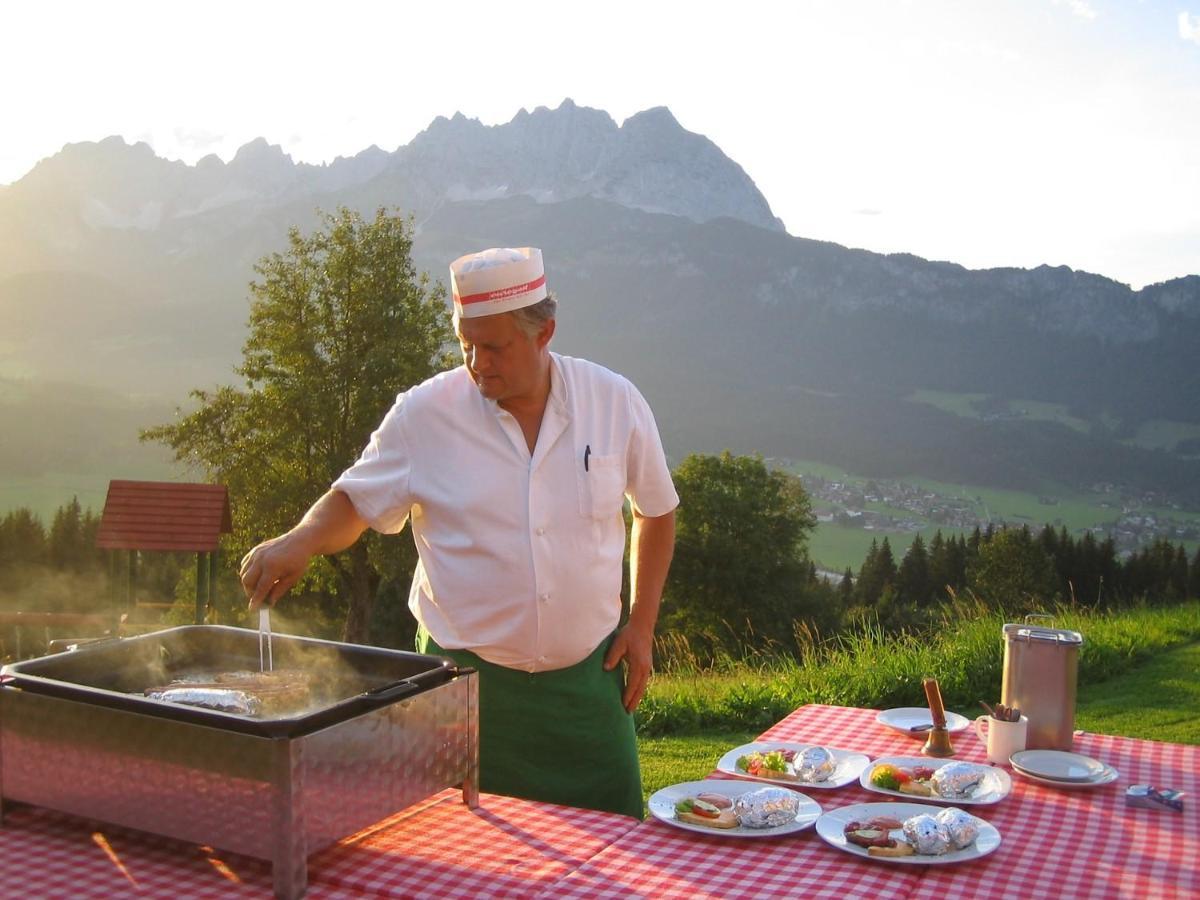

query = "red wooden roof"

[{"left": 96, "top": 480, "right": 232, "bottom": 552}]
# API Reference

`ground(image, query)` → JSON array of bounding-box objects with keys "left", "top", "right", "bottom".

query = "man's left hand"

[{"left": 604, "top": 621, "right": 654, "bottom": 713}]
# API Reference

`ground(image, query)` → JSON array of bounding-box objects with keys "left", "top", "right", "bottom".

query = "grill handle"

[
  {"left": 359, "top": 681, "right": 422, "bottom": 706},
  {"left": 353, "top": 662, "right": 467, "bottom": 710}
]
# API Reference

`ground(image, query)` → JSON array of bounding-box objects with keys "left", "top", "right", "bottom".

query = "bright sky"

[{"left": 4, "top": 0, "right": 1199, "bottom": 289}]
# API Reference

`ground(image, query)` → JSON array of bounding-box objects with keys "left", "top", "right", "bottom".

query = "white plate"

[
  {"left": 860, "top": 756, "right": 1012, "bottom": 805},
  {"left": 876, "top": 707, "right": 971, "bottom": 738},
  {"left": 1009, "top": 750, "right": 1106, "bottom": 782},
  {"left": 816, "top": 802, "right": 1001, "bottom": 865},
  {"left": 716, "top": 742, "right": 871, "bottom": 790},
  {"left": 1011, "top": 762, "right": 1120, "bottom": 789},
  {"left": 647, "top": 779, "right": 822, "bottom": 838}
]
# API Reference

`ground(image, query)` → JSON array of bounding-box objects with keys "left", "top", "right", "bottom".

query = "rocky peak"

[{"left": 397, "top": 99, "right": 783, "bottom": 231}]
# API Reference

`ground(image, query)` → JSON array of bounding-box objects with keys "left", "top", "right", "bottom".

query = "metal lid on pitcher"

[{"left": 1002, "top": 622, "right": 1083, "bottom": 645}]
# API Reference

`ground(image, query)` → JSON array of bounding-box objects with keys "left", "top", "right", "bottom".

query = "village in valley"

[{"left": 796, "top": 472, "right": 1200, "bottom": 558}]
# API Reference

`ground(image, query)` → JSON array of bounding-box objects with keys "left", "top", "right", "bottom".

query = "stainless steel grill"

[{"left": 0, "top": 625, "right": 479, "bottom": 899}]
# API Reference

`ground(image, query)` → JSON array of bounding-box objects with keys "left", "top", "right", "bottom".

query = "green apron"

[{"left": 416, "top": 626, "right": 643, "bottom": 819}]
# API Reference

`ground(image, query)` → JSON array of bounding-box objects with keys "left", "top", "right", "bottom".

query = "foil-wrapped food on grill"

[
  {"left": 930, "top": 761, "right": 986, "bottom": 798},
  {"left": 144, "top": 669, "right": 314, "bottom": 717},
  {"left": 902, "top": 813, "right": 953, "bottom": 855},
  {"left": 733, "top": 786, "right": 800, "bottom": 828},
  {"left": 796, "top": 746, "right": 837, "bottom": 782},
  {"left": 935, "top": 807, "right": 981, "bottom": 849}
]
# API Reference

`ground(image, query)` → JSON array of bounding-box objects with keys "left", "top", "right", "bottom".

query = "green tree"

[
  {"left": 838, "top": 567, "right": 855, "bottom": 605},
  {"left": 0, "top": 508, "right": 46, "bottom": 572},
  {"left": 661, "top": 451, "right": 820, "bottom": 655},
  {"left": 896, "top": 533, "right": 932, "bottom": 606},
  {"left": 144, "top": 207, "right": 453, "bottom": 642},
  {"left": 48, "top": 497, "right": 99, "bottom": 572},
  {"left": 855, "top": 536, "right": 897, "bottom": 606},
  {"left": 966, "top": 527, "right": 1058, "bottom": 611}
]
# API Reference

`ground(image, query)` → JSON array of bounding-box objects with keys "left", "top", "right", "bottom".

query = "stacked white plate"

[{"left": 1009, "top": 750, "right": 1119, "bottom": 789}]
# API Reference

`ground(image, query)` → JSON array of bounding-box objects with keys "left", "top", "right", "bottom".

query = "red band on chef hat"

[{"left": 450, "top": 247, "right": 548, "bottom": 318}]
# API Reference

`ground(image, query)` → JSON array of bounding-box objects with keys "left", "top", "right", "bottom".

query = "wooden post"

[
  {"left": 126, "top": 549, "right": 136, "bottom": 608},
  {"left": 195, "top": 552, "right": 208, "bottom": 624},
  {"left": 208, "top": 548, "right": 219, "bottom": 623}
]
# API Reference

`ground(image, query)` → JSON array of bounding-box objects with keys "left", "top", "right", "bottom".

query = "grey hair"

[{"left": 509, "top": 292, "right": 558, "bottom": 337}]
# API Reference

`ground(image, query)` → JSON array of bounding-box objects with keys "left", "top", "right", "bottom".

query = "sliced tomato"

[{"left": 690, "top": 799, "right": 721, "bottom": 818}]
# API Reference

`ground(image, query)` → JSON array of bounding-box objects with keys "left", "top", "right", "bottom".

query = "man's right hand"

[
  {"left": 239, "top": 533, "right": 311, "bottom": 610},
  {"left": 237, "top": 489, "right": 370, "bottom": 610}
]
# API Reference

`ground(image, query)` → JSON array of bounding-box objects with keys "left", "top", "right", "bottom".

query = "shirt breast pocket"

[{"left": 578, "top": 453, "right": 626, "bottom": 520}]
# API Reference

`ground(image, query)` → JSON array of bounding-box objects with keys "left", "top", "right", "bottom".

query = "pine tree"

[
  {"left": 838, "top": 567, "right": 854, "bottom": 604},
  {"left": 857, "top": 537, "right": 897, "bottom": 606},
  {"left": 897, "top": 534, "right": 932, "bottom": 606}
]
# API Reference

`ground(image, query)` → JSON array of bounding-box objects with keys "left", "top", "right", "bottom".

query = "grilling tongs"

[{"left": 259, "top": 606, "right": 274, "bottom": 672}]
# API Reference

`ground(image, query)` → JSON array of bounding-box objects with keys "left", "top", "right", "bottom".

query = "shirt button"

[
  {"left": 539, "top": 592, "right": 550, "bottom": 603},
  {"left": 538, "top": 655, "right": 547, "bottom": 663},
  {"left": 536, "top": 527, "right": 546, "bottom": 536}
]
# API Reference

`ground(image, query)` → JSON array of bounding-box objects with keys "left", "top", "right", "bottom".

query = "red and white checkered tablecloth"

[
  {"left": 0, "top": 789, "right": 638, "bottom": 899},
  {"left": 308, "top": 788, "right": 639, "bottom": 898},
  {"left": 534, "top": 705, "right": 1198, "bottom": 900},
  {"left": 0, "top": 803, "right": 354, "bottom": 899},
  {"left": 2, "top": 708, "right": 1194, "bottom": 899}
]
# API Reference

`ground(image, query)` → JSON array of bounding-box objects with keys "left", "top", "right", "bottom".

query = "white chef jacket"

[{"left": 332, "top": 352, "right": 679, "bottom": 672}]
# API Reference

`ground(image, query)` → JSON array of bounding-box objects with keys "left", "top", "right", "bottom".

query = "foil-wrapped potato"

[
  {"left": 902, "top": 813, "right": 953, "bottom": 855},
  {"left": 733, "top": 786, "right": 800, "bottom": 828},
  {"left": 796, "top": 746, "right": 837, "bottom": 782},
  {"left": 930, "top": 761, "right": 985, "bottom": 798},
  {"left": 935, "top": 807, "right": 980, "bottom": 849}
]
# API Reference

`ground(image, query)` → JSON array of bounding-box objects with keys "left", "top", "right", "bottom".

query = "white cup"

[{"left": 974, "top": 714, "right": 1028, "bottom": 765}]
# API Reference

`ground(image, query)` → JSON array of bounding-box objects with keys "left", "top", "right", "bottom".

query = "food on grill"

[
  {"left": 733, "top": 786, "right": 801, "bottom": 828},
  {"left": 674, "top": 796, "right": 740, "bottom": 829},
  {"left": 144, "top": 669, "right": 314, "bottom": 717},
  {"left": 796, "top": 746, "right": 837, "bottom": 782},
  {"left": 145, "top": 687, "right": 262, "bottom": 715},
  {"left": 929, "top": 762, "right": 986, "bottom": 798}
]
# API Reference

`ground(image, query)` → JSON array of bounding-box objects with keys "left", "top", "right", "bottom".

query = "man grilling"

[{"left": 239, "top": 247, "right": 677, "bottom": 819}]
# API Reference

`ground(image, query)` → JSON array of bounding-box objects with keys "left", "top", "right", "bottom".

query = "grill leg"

[
  {"left": 271, "top": 738, "right": 308, "bottom": 899},
  {"left": 463, "top": 669, "right": 479, "bottom": 809}
]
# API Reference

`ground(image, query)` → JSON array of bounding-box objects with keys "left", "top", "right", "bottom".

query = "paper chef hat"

[{"left": 449, "top": 247, "right": 547, "bottom": 318}]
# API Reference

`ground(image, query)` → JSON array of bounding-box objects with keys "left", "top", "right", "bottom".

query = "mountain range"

[{"left": 2, "top": 98, "right": 1198, "bottom": 518}]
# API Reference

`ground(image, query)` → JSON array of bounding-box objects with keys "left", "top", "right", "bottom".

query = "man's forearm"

[
  {"left": 628, "top": 509, "right": 676, "bottom": 633},
  {"left": 289, "top": 489, "right": 370, "bottom": 555},
  {"left": 240, "top": 489, "right": 370, "bottom": 607}
]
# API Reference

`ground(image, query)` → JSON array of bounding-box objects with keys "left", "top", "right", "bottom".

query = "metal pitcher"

[{"left": 1001, "top": 618, "right": 1083, "bottom": 750}]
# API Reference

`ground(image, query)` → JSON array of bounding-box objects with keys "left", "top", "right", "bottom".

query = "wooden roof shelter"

[
  {"left": 97, "top": 480, "right": 232, "bottom": 623},
  {"left": 97, "top": 480, "right": 232, "bottom": 552}
]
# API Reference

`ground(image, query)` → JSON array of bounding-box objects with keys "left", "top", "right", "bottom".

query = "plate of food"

[
  {"left": 861, "top": 757, "right": 1012, "bottom": 805},
  {"left": 816, "top": 801, "right": 1001, "bottom": 864},
  {"left": 647, "top": 779, "right": 822, "bottom": 838},
  {"left": 716, "top": 742, "right": 871, "bottom": 790},
  {"left": 876, "top": 707, "right": 971, "bottom": 738}
]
